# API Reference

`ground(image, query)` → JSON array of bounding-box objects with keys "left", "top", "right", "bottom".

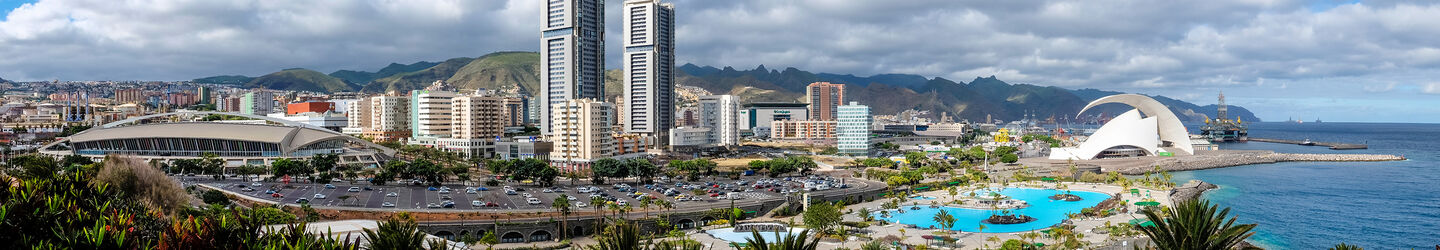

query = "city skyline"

[{"left": 3, "top": 0, "right": 1440, "bottom": 123}]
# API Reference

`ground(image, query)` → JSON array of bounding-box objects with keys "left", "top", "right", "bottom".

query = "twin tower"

[{"left": 540, "top": 0, "right": 676, "bottom": 143}]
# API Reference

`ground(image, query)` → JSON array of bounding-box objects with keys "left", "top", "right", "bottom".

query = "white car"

[
  {"left": 466, "top": 189, "right": 477, "bottom": 194},
  {"left": 574, "top": 202, "right": 588, "bottom": 208},
  {"left": 542, "top": 188, "right": 554, "bottom": 193},
  {"left": 347, "top": 187, "right": 361, "bottom": 192},
  {"left": 522, "top": 193, "right": 533, "bottom": 198},
  {"left": 616, "top": 200, "right": 628, "bottom": 206},
  {"left": 438, "top": 189, "right": 450, "bottom": 194},
  {"left": 527, "top": 197, "right": 542, "bottom": 205},
  {"left": 386, "top": 192, "right": 398, "bottom": 197},
  {"left": 382, "top": 202, "right": 395, "bottom": 207},
  {"left": 472, "top": 200, "right": 484, "bottom": 207},
  {"left": 251, "top": 182, "right": 263, "bottom": 187},
  {"left": 313, "top": 193, "right": 326, "bottom": 199}
]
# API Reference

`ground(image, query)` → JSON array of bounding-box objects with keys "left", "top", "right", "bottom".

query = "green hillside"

[
  {"left": 361, "top": 57, "right": 475, "bottom": 93},
  {"left": 244, "top": 69, "right": 353, "bottom": 93},
  {"left": 447, "top": 52, "right": 542, "bottom": 95},
  {"left": 193, "top": 75, "right": 254, "bottom": 85},
  {"left": 329, "top": 61, "right": 440, "bottom": 85}
]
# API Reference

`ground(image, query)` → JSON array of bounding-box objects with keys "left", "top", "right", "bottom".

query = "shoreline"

[{"left": 1015, "top": 150, "right": 1406, "bottom": 175}]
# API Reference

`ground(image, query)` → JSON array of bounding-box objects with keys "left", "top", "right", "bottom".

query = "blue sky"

[
  {"left": 0, "top": 0, "right": 34, "bottom": 19},
  {"left": 2, "top": 0, "right": 1440, "bottom": 123}
]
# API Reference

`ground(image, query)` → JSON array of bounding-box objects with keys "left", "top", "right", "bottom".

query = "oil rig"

[{"left": 1200, "top": 91, "right": 1248, "bottom": 142}]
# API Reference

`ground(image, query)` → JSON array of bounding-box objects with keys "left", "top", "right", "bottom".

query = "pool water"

[
  {"left": 911, "top": 196, "right": 937, "bottom": 200},
  {"left": 874, "top": 188, "right": 1110, "bottom": 233},
  {"left": 705, "top": 227, "right": 811, "bottom": 243}
]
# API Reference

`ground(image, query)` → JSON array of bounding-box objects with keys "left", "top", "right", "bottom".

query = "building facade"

[
  {"left": 496, "top": 136, "right": 553, "bottom": 161},
  {"left": 240, "top": 91, "right": 274, "bottom": 115},
  {"left": 549, "top": 99, "right": 615, "bottom": 172},
  {"left": 621, "top": 0, "right": 676, "bottom": 146},
  {"left": 343, "top": 98, "right": 372, "bottom": 136},
  {"left": 365, "top": 95, "right": 411, "bottom": 142},
  {"left": 697, "top": 95, "right": 739, "bottom": 147},
  {"left": 836, "top": 102, "right": 871, "bottom": 155},
  {"left": 540, "top": 0, "right": 606, "bottom": 135},
  {"left": 739, "top": 103, "right": 809, "bottom": 132},
  {"left": 806, "top": 82, "right": 845, "bottom": 121},
  {"left": 287, "top": 102, "right": 334, "bottom": 115},
  {"left": 770, "top": 120, "right": 837, "bottom": 141},
  {"left": 410, "top": 90, "right": 459, "bottom": 140}
]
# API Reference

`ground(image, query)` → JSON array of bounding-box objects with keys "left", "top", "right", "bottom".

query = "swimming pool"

[
  {"left": 874, "top": 188, "right": 1110, "bottom": 233},
  {"left": 911, "top": 195, "right": 937, "bottom": 200},
  {"left": 704, "top": 227, "right": 811, "bottom": 243}
]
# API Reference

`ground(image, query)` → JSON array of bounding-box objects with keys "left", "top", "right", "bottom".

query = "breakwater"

[
  {"left": 1250, "top": 137, "right": 1368, "bottom": 150},
  {"left": 1169, "top": 180, "right": 1218, "bottom": 202},
  {"left": 1116, "top": 151, "right": 1405, "bottom": 174}
]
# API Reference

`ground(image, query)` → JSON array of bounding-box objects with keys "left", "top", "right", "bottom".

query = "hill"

[
  {"left": 245, "top": 69, "right": 354, "bottom": 93},
  {"left": 446, "top": 52, "right": 542, "bottom": 95},
  {"left": 193, "top": 75, "right": 254, "bottom": 85},
  {"left": 329, "top": 61, "right": 440, "bottom": 85},
  {"left": 360, "top": 57, "right": 475, "bottom": 93}
]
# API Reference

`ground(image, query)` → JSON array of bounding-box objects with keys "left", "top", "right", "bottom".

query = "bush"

[
  {"left": 485, "top": 179, "right": 500, "bottom": 186},
  {"left": 201, "top": 190, "right": 230, "bottom": 205},
  {"left": 96, "top": 155, "right": 190, "bottom": 213},
  {"left": 1001, "top": 239, "right": 1027, "bottom": 250}
]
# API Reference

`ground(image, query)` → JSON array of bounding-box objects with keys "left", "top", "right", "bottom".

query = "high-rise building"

[
  {"left": 549, "top": 99, "right": 615, "bottom": 172},
  {"left": 409, "top": 90, "right": 458, "bottom": 139},
  {"left": 501, "top": 97, "right": 527, "bottom": 127},
  {"left": 698, "top": 95, "right": 739, "bottom": 147},
  {"left": 837, "top": 102, "right": 871, "bottom": 155},
  {"left": 197, "top": 86, "right": 212, "bottom": 105},
  {"left": 436, "top": 94, "right": 510, "bottom": 158},
  {"left": 364, "top": 94, "right": 411, "bottom": 142},
  {"left": 806, "top": 82, "right": 845, "bottom": 121},
  {"left": 115, "top": 88, "right": 146, "bottom": 104},
  {"left": 342, "top": 97, "right": 372, "bottom": 136},
  {"left": 239, "top": 91, "right": 274, "bottom": 115},
  {"left": 540, "top": 0, "right": 606, "bottom": 136},
  {"left": 622, "top": 0, "right": 676, "bottom": 144}
]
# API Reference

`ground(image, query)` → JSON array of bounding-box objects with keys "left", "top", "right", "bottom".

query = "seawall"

[{"left": 1115, "top": 152, "right": 1405, "bottom": 174}]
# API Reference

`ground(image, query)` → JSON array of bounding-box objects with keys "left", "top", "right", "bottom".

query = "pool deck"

[{"left": 830, "top": 182, "right": 1170, "bottom": 249}]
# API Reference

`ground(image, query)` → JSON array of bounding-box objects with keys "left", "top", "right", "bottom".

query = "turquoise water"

[
  {"left": 910, "top": 196, "right": 937, "bottom": 200},
  {"left": 874, "top": 188, "right": 1110, "bottom": 233},
  {"left": 705, "top": 228, "right": 810, "bottom": 243},
  {"left": 1172, "top": 122, "right": 1440, "bottom": 249}
]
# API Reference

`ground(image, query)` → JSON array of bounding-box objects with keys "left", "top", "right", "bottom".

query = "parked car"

[
  {"left": 527, "top": 197, "right": 541, "bottom": 205},
  {"left": 382, "top": 202, "right": 395, "bottom": 207},
  {"left": 386, "top": 192, "right": 398, "bottom": 197},
  {"left": 472, "top": 200, "right": 484, "bottom": 207},
  {"left": 347, "top": 187, "right": 361, "bottom": 192},
  {"left": 324, "top": 184, "right": 336, "bottom": 189},
  {"left": 438, "top": 189, "right": 450, "bottom": 194},
  {"left": 296, "top": 198, "right": 309, "bottom": 203},
  {"left": 271, "top": 193, "right": 284, "bottom": 198},
  {"left": 427, "top": 203, "right": 441, "bottom": 209},
  {"left": 466, "top": 189, "right": 477, "bottom": 194},
  {"left": 252, "top": 182, "right": 263, "bottom": 187},
  {"left": 313, "top": 194, "right": 326, "bottom": 199},
  {"left": 574, "top": 202, "right": 587, "bottom": 208}
]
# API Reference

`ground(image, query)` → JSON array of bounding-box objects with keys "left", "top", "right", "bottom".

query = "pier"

[{"left": 1249, "top": 138, "right": 1368, "bottom": 150}]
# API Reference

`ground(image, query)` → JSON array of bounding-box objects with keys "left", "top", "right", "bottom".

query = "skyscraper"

[
  {"left": 541, "top": 0, "right": 606, "bottom": 136},
  {"left": 622, "top": 0, "right": 676, "bottom": 145},
  {"left": 807, "top": 82, "right": 845, "bottom": 121},
  {"left": 239, "top": 91, "right": 273, "bottom": 115},
  {"left": 837, "top": 102, "right": 871, "bottom": 155}
]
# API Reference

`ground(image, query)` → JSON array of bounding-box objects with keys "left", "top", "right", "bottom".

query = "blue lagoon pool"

[{"left": 874, "top": 188, "right": 1110, "bottom": 233}]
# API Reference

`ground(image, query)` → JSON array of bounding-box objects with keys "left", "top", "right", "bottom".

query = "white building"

[
  {"left": 268, "top": 112, "right": 348, "bottom": 132},
  {"left": 540, "top": 0, "right": 606, "bottom": 136},
  {"left": 1049, "top": 94, "right": 1194, "bottom": 160},
  {"left": 410, "top": 90, "right": 458, "bottom": 139},
  {"left": 836, "top": 102, "right": 871, "bottom": 155},
  {"left": 622, "top": 0, "right": 676, "bottom": 146},
  {"left": 739, "top": 103, "right": 808, "bottom": 135},
  {"left": 698, "top": 95, "right": 739, "bottom": 147},
  {"left": 365, "top": 95, "right": 410, "bottom": 142},
  {"left": 668, "top": 126, "right": 711, "bottom": 147},
  {"left": 549, "top": 99, "right": 615, "bottom": 172}
]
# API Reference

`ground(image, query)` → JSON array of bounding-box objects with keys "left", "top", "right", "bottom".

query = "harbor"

[
  {"left": 1018, "top": 149, "right": 1406, "bottom": 175},
  {"left": 1249, "top": 137, "right": 1368, "bottom": 150}
]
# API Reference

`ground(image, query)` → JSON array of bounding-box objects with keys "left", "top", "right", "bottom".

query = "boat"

[{"left": 1300, "top": 139, "right": 1315, "bottom": 146}]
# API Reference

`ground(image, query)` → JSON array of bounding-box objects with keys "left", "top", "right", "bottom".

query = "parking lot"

[{"left": 192, "top": 174, "right": 860, "bottom": 212}]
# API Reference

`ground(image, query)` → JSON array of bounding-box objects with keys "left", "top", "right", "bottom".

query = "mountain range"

[{"left": 194, "top": 51, "right": 1258, "bottom": 123}]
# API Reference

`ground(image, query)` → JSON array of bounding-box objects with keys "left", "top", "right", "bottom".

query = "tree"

[
  {"left": 1136, "top": 199, "right": 1256, "bottom": 250},
  {"left": 1329, "top": 243, "right": 1364, "bottom": 250},
  {"left": 625, "top": 158, "right": 659, "bottom": 183},
  {"left": 553, "top": 196, "right": 572, "bottom": 240},
  {"left": 904, "top": 152, "right": 927, "bottom": 167},
  {"left": 270, "top": 158, "right": 306, "bottom": 181},
  {"left": 933, "top": 210, "right": 956, "bottom": 235},
  {"left": 479, "top": 231, "right": 498, "bottom": 250},
  {"left": 735, "top": 229, "right": 820, "bottom": 250},
  {"left": 309, "top": 154, "right": 339, "bottom": 180},
  {"left": 362, "top": 213, "right": 428, "bottom": 249},
  {"left": 1000, "top": 153, "right": 1019, "bottom": 164},
  {"left": 202, "top": 190, "right": 230, "bottom": 205},
  {"left": 592, "top": 158, "right": 623, "bottom": 184},
  {"left": 802, "top": 202, "right": 842, "bottom": 235}
]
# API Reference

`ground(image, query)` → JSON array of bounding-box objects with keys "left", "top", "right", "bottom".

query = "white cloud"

[{"left": 1423, "top": 83, "right": 1440, "bottom": 94}]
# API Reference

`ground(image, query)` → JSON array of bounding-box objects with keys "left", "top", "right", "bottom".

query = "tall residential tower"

[
  {"left": 807, "top": 82, "right": 845, "bottom": 121},
  {"left": 622, "top": 0, "right": 676, "bottom": 146},
  {"left": 541, "top": 0, "right": 606, "bottom": 136}
]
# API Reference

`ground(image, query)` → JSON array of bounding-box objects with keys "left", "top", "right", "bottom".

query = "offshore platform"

[{"left": 1200, "top": 92, "right": 1248, "bottom": 142}]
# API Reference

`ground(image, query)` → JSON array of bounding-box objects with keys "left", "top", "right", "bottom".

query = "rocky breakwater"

[
  {"left": 1169, "top": 180, "right": 1218, "bottom": 202},
  {"left": 1118, "top": 151, "right": 1406, "bottom": 174}
]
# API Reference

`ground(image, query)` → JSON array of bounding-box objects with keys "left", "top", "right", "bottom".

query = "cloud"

[
  {"left": 1424, "top": 83, "right": 1440, "bottom": 94},
  {"left": 4, "top": 0, "right": 1440, "bottom": 122}
]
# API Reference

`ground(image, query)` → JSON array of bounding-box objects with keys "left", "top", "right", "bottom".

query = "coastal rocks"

[
  {"left": 983, "top": 214, "right": 1036, "bottom": 224},
  {"left": 1049, "top": 193, "right": 1083, "bottom": 201},
  {"left": 1169, "top": 180, "right": 1218, "bottom": 202}
]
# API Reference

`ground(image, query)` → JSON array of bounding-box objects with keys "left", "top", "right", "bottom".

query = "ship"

[{"left": 1199, "top": 92, "right": 1249, "bottom": 142}]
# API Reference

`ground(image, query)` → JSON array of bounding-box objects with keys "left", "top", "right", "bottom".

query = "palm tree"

[
  {"left": 933, "top": 210, "right": 956, "bottom": 236},
  {"left": 639, "top": 196, "right": 654, "bottom": 219},
  {"left": 552, "top": 196, "right": 572, "bottom": 239},
  {"left": 361, "top": 213, "right": 427, "bottom": 249},
  {"left": 985, "top": 235, "right": 1001, "bottom": 249},
  {"left": 1329, "top": 243, "right": 1364, "bottom": 250},
  {"left": 591, "top": 196, "right": 606, "bottom": 233},
  {"left": 1136, "top": 199, "right": 1256, "bottom": 250},
  {"left": 735, "top": 229, "right": 821, "bottom": 250}
]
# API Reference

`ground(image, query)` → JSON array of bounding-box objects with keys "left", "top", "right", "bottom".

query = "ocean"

[{"left": 1170, "top": 122, "right": 1440, "bottom": 249}]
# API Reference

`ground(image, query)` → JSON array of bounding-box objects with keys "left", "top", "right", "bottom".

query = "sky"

[{"left": 2, "top": 0, "right": 1439, "bottom": 123}]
